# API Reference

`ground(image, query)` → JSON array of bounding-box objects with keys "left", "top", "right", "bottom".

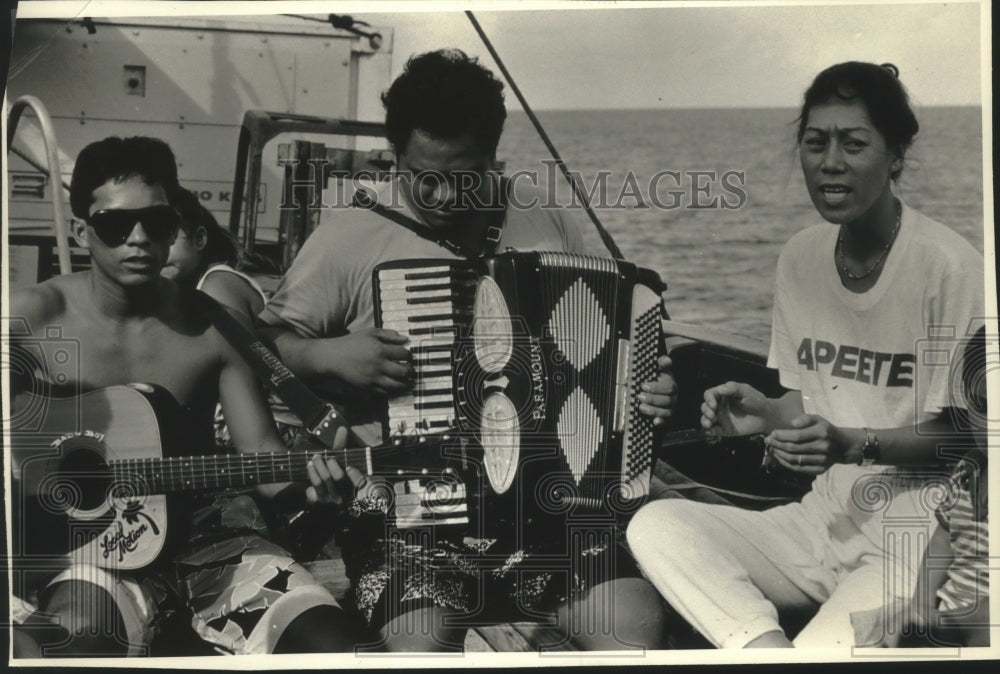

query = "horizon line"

[{"left": 514, "top": 103, "right": 984, "bottom": 113}]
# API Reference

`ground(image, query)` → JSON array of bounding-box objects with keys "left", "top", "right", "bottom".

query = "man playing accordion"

[{"left": 260, "top": 48, "right": 676, "bottom": 651}]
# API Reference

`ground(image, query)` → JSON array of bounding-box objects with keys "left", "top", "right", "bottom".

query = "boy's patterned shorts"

[{"left": 36, "top": 493, "right": 340, "bottom": 655}]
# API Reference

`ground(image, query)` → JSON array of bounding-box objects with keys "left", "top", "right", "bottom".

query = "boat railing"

[
  {"left": 662, "top": 319, "right": 770, "bottom": 363},
  {"left": 6, "top": 95, "right": 73, "bottom": 276}
]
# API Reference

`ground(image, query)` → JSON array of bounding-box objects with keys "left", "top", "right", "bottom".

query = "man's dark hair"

[
  {"left": 382, "top": 49, "right": 506, "bottom": 156},
  {"left": 70, "top": 136, "right": 180, "bottom": 219}
]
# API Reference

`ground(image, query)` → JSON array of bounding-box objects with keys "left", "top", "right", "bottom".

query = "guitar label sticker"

[{"left": 100, "top": 500, "right": 161, "bottom": 563}]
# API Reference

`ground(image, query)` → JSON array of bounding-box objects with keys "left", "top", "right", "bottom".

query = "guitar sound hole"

[{"left": 57, "top": 447, "right": 112, "bottom": 512}]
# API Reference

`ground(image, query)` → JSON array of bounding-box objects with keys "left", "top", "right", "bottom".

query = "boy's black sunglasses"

[{"left": 85, "top": 205, "right": 180, "bottom": 247}]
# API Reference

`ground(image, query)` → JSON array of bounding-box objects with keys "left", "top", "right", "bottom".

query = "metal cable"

[{"left": 465, "top": 11, "right": 624, "bottom": 260}]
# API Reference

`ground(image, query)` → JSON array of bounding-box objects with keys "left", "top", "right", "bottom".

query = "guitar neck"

[{"left": 109, "top": 446, "right": 374, "bottom": 494}]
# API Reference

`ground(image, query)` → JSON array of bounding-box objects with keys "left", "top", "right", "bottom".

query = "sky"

[
  {"left": 13, "top": 1, "right": 986, "bottom": 110},
  {"left": 354, "top": 1, "right": 985, "bottom": 109}
]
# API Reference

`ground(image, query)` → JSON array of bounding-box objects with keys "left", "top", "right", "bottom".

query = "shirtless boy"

[{"left": 10, "top": 136, "right": 360, "bottom": 656}]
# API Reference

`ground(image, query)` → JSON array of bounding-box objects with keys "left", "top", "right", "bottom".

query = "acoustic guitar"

[{"left": 10, "top": 383, "right": 463, "bottom": 571}]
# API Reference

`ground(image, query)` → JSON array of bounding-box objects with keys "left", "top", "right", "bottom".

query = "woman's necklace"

[{"left": 837, "top": 200, "right": 902, "bottom": 281}]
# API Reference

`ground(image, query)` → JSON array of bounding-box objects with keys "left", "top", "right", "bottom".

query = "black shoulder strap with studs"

[{"left": 352, "top": 177, "right": 509, "bottom": 258}]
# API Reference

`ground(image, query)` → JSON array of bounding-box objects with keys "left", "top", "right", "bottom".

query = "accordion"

[{"left": 373, "top": 251, "right": 664, "bottom": 521}]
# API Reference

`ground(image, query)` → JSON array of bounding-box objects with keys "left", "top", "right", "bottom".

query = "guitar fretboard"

[{"left": 109, "top": 448, "right": 371, "bottom": 494}]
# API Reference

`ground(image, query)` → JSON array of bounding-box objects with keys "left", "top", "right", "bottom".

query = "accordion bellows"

[{"left": 374, "top": 251, "right": 663, "bottom": 517}]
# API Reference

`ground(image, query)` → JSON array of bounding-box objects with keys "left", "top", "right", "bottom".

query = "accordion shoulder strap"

[{"left": 353, "top": 177, "right": 510, "bottom": 259}]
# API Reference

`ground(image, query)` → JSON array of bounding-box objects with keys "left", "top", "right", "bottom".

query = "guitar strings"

[{"left": 108, "top": 448, "right": 369, "bottom": 492}]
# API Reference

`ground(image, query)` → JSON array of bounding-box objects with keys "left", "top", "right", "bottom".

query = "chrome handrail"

[{"left": 7, "top": 95, "right": 72, "bottom": 275}]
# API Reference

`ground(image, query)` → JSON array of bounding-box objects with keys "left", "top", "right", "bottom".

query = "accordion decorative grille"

[
  {"left": 546, "top": 278, "right": 610, "bottom": 371},
  {"left": 556, "top": 387, "right": 604, "bottom": 484}
]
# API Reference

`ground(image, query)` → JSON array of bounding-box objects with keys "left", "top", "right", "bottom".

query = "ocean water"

[{"left": 497, "top": 107, "right": 985, "bottom": 343}]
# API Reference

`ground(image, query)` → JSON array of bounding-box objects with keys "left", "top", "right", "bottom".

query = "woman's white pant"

[{"left": 626, "top": 483, "right": 934, "bottom": 648}]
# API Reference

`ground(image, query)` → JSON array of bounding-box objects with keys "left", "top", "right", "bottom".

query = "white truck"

[{"left": 6, "top": 13, "right": 393, "bottom": 288}]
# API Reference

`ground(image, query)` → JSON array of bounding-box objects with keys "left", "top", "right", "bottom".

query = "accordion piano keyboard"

[{"left": 376, "top": 264, "right": 476, "bottom": 438}]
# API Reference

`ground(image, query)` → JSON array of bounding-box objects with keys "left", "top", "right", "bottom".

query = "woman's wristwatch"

[{"left": 858, "top": 427, "right": 880, "bottom": 467}]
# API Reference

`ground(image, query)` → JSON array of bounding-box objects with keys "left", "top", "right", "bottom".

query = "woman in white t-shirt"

[
  {"left": 626, "top": 62, "right": 984, "bottom": 648},
  {"left": 162, "top": 187, "right": 267, "bottom": 320}
]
